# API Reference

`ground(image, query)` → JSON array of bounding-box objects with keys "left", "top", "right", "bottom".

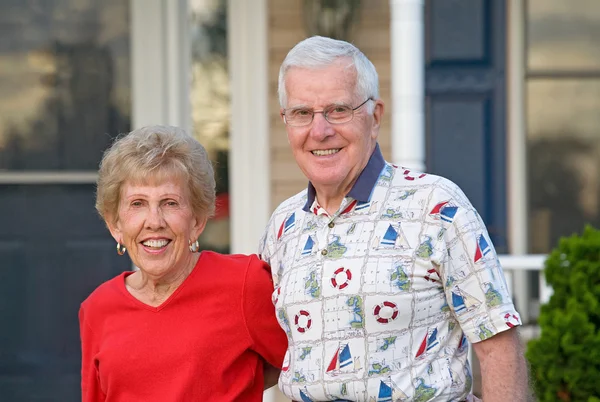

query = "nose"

[
  {"left": 309, "top": 112, "right": 335, "bottom": 141},
  {"left": 145, "top": 205, "right": 165, "bottom": 229}
]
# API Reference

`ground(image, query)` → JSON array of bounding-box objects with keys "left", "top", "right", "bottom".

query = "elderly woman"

[{"left": 79, "top": 125, "right": 287, "bottom": 401}]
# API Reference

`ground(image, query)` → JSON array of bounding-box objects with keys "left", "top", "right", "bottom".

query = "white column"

[
  {"left": 390, "top": 0, "right": 426, "bottom": 172},
  {"left": 131, "top": 0, "right": 190, "bottom": 129},
  {"left": 506, "top": 0, "right": 531, "bottom": 322},
  {"left": 228, "top": 0, "right": 271, "bottom": 258}
]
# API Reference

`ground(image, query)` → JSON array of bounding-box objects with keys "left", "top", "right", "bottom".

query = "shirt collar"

[{"left": 302, "top": 143, "right": 385, "bottom": 212}]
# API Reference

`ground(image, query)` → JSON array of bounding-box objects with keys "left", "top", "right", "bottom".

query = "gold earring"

[
  {"left": 188, "top": 239, "right": 200, "bottom": 253},
  {"left": 116, "top": 242, "right": 127, "bottom": 255}
]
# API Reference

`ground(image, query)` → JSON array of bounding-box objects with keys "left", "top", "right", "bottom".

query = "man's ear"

[
  {"left": 370, "top": 99, "right": 385, "bottom": 139},
  {"left": 372, "top": 99, "right": 385, "bottom": 128}
]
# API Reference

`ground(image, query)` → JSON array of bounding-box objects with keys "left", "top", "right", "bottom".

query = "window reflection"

[
  {"left": 527, "top": 80, "right": 600, "bottom": 253},
  {"left": 526, "top": 1, "right": 600, "bottom": 254},
  {"left": 189, "top": 0, "right": 230, "bottom": 253},
  {"left": 527, "top": 0, "right": 600, "bottom": 71},
  {"left": 0, "top": 0, "right": 130, "bottom": 171}
]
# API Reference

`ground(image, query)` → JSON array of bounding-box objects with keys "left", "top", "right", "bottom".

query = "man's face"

[{"left": 282, "top": 61, "right": 384, "bottom": 195}]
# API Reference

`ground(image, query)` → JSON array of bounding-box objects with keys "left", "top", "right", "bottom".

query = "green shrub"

[{"left": 526, "top": 225, "right": 600, "bottom": 402}]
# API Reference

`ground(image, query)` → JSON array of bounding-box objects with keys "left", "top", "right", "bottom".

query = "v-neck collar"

[{"left": 116, "top": 253, "right": 202, "bottom": 312}]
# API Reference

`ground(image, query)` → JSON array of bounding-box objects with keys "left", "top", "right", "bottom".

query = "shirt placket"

[{"left": 311, "top": 197, "right": 356, "bottom": 257}]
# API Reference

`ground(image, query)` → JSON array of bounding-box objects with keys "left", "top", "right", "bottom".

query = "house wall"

[{"left": 267, "top": 0, "right": 393, "bottom": 209}]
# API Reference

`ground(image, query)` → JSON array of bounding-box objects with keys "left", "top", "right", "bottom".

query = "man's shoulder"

[{"left": 384, "top": 163, "right": 470, "bottom": 204}]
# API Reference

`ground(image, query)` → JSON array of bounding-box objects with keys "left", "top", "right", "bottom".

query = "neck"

[
  {"left": 126, "top": 253, "right": 200, "bottom": 307},
  {"left": 314, "top": 182, "right": 354, "bottom": 215}
]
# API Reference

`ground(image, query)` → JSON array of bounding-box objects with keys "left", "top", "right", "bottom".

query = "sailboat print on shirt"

[
  {"left": 326, "top": 343, "right": 361, "bottom": 376},
  {"left": 301, "top": 235, "right": 315, "bottom": 257},
  {"left": 415, "top": 327, "right": 439, "bottom": 359},
  {"left": 277, "top": 212, "right": 296, "bottom": 240},
  {"left": 452, "top": 287, "right": 482, "bottom": 314},
  {"left": 374, "top": 223, "right": 410, "bottom": 250},
  {"left": 474, "top": 234, "right": 491, "bottom": 262},
  {"left": 449, "top": 367, "right": 464, "bottom": 390},
  {"left": 429, "top": 200, "right": 459, "bottom": 223},
  {"left": 299, "top": 388, "right": 315, "bottom": 402},
  {"left": 369, "top": 378, "right": 408, "bottom": 402}
]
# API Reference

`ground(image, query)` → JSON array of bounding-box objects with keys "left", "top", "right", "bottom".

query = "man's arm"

[{"left": 472, "top": 327, "right": 531, "bottom": 401}]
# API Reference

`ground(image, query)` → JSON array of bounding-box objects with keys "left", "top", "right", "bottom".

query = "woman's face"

[{"left": 108, "top": 178, "right": 206, "bottom": 279}]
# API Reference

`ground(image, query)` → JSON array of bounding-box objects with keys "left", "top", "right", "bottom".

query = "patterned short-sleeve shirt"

[{"left": 259, "top": 145, "right": 521, "bottom": 402}]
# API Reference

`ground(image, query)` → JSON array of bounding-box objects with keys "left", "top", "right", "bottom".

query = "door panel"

[
  {"left": 0, "top": 185, "right": 130, "bottom": 401},
  {"left": 425, "top": 0, "right": 508, "bottom": 251}
]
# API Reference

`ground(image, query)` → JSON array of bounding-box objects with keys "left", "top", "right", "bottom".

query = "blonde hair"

[{"left": 96, "top": 125, "right": 216, "bottom": 224}]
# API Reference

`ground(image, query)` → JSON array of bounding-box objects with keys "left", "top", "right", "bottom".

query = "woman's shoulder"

[
  {"left": 198, "top": 251, "right": 272, "bottom": 284},
  {"left": 81, "top": 271, "right": 130, "bottom": 310},
  {"left": 199, "top": 250, "right": 265, "bottom": 269}
]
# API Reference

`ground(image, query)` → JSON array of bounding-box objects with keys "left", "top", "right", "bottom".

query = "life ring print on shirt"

[
  {"left": 374, "top": 301, "right": 399, "bottom": 324},
  {"left": 504, "top": 312, "right": 520, "bottom": 328},
  {"left": 330, "top": 267, "right": 352, "bottom": 290},
  {"left": 403, "top": 168, "right": 426, "bottom": 181},
  {"left": 295, "top": 310, "right": 312, "bottom": 333}
]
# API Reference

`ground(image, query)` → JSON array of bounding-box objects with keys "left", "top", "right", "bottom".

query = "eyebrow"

[{"left": 124, "top": 193, "right": 182, "bottom": 200}]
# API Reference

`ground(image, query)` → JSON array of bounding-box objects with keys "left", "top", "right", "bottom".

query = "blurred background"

[{"left": 0, "top": 0, "right": 599, "bottom": 400}]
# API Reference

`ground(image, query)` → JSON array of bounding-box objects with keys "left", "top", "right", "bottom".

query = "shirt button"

[
  {"left": 328, "top": 222, "right": 335, "bottom": 228},
  {"left": 321, "top": 249, "right": 328, "bottom": 256}
]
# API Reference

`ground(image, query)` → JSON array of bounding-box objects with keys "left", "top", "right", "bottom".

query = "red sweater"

[{"left": 79, "top": 252, "right": 287, "bottom": 401}]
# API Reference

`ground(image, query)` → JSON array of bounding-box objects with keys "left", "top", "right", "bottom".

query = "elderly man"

[{"left": 259, "top": 36, "right": 528, "bottom": 402}]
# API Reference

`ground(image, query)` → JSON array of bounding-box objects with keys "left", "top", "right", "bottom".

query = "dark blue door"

[
  {"left": 0, "top": 184, "right": 130, "bottom": 401},
  {"left": 425, "top": 0, "right": 508, "bottom": 251}
]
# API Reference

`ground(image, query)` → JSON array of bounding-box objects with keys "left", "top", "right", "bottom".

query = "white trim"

[
  {"left": 390, "top": 0, "right": 426, "bottom": 171},
  {"left": 498, "top": 254, "right": 546, "bottom": 270},
  {"left": 505, "top": 0, "right": 530, "bottom": 322},
  {"left": 166, "top": 0, "right": 192, "bottom": 132},
  {"left": 228, "top": 0, "right": 270, "bottom": 255},
  {"left": 131, "top": 0, "right": 190, "bottom": 129},
  {"left": 0, "top": 172, "right": 98, "bottom": 184}
]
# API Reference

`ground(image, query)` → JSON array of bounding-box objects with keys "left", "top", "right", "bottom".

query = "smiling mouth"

[
  {"left": 311, "top": 148, "right": 340, "bottom": 156},
  {"left": 141, "top": 239, "right": 170, "bottom": 249}
]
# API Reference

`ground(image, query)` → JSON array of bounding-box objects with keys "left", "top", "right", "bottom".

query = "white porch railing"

[
  {"left": 466, "top": 255, "right": 549, "bottom": 394},
  {"left": 498, "top": 254, "right": 551, "bottom": 324}
]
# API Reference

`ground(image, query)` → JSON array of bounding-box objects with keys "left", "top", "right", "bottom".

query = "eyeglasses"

[{"left": 282, "top": 98, "right": 373, "bottom": 127}]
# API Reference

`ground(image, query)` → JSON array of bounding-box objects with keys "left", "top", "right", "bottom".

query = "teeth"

[
  {"left": 142, "top": 239, "right": 169, "bottom": 248},
  {"left": 312, "top": 149, "right": 340, "bottom": 156}
]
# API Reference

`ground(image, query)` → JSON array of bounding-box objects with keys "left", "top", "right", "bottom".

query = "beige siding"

[{"left": 268, "top": 0, "right": 392, "bottom": 209}]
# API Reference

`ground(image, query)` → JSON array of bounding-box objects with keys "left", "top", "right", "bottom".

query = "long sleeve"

[{"left": 79, "top": 306, "right": 105, "bottom": 402}]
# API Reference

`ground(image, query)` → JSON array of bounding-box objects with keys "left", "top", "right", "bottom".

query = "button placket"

[{"left": 317, "top": 216, "right": 335, "bottom": 258}]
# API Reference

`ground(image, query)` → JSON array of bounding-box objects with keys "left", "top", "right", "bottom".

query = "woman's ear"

[
  {"left": 192, "top": 215, "right": 209, "bottom": 240},
  {"left": 106, "top": 215, "right": 122, "bottom": 243}
]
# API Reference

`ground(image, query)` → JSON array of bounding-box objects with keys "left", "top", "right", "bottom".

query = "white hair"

[{"left": 278, "top": 36, "right": 379, "bottom": 112}]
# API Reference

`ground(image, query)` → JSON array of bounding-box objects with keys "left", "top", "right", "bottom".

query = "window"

[
  {"left": 189, "top": 0, "right": 230, "bottom": 253},
  {"left": 526, "top": 0, "right": 600, "bottom": 253},
  {"left": 0, "top": 0, "right": 130, "bottom": 171}
]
